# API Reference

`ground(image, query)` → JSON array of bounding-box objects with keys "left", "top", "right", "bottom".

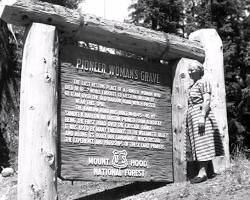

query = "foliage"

[
  {"left": 129, "top": 0, "right": 184, "bottom": 34},
  {"left": 39, "top": 0, "right": 80, "bottom": 9},
  {"left": 185, "top": 0, "right": 250, "bottom": 75},
  {"left": 185, "top": 0, "right": 250, "bottom": 152},
  {"left": 182, "top": 0, "right": 250, "bottom": 151},
  {"left": 0, "top": 20, "right": 20, "bottom": 168},
  {"left": 130, "top": 0, "right": 250, "bottom": 152}
]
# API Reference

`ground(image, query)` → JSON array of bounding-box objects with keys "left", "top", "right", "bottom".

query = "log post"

[
  {"left": 171, "top": 58, "right": 193, "bottom": 182},
  {"left": 189, "top": 29, "right": 230, "bottom": 172},
  {"left": 18, "top": 23, "right": 58, "bottom": 200}
]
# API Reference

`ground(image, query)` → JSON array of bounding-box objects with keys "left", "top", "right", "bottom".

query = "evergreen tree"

[
  {"left": 0, "top": 19, "right": 19, "bottom": 168},
  {"left": 185, "top": 0, "right": 250, "bottom": 151},
  {"left": 129, "top": 0, "right": 184, "bottom": 34},
  {"left": 130, "top": 0, "right": 250, "bottom": 151},
  {"left": 184, "top": 0, "right": 250, "bottom": 75},
  {"left": 0, "top": 0, "right": 82, "bottom": 168}
]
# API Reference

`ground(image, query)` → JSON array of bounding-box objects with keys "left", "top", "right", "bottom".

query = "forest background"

[{"left": 0, "top": 0, "right": 250, "bottom": 170}]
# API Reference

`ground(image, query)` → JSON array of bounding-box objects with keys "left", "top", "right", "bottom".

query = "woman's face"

[{"left": 188, "top": 68, "right": 201, "bottom": 81}]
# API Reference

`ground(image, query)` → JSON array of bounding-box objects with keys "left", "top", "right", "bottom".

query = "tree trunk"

[{"left": 18, "top": 23, "right": 58, "bottom": 200}]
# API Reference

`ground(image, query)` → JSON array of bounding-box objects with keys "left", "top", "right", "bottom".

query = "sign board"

[{"left": 59, "top": 45, "right": 173, "bottom": 182}]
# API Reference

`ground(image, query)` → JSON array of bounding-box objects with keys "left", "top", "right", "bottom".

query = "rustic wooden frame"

[{"left": 0, "top": 0, "right": 229, "bottom": 199}]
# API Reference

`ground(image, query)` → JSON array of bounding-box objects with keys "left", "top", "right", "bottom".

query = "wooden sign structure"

[
  {"left": 59, "top": 45, "right": 173, "bottom": 182},
  {"left": 0, "top": 0, "right": 229, "bottom": 199}
]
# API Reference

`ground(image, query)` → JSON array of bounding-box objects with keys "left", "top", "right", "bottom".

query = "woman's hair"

[{"left": 188, "top": 61, "right": 204, "bottom": 77}]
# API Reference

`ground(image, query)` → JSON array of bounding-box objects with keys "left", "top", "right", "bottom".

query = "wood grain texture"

[
  {"left": 189, "top": 29, "right": 230, "bottom": 172},
  {"left": 59, "top": 46, "right": 173, "bottom": 182},
  {"left": 0, "top": 0, "right": 204, "bottom": 62},
  {"left": 18, "top": 23, "right": 58, "bottom": 200},
  {"left": 171, "top": 58, "right": 192, "bottom": 182}
]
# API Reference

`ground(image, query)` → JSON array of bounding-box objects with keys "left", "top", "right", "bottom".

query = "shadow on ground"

[{"left": 75, "top": 182, "right": 168, "bottom": 200}]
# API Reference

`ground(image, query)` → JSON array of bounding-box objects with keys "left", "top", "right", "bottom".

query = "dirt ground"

[
  {"left": 1, "top": 156, "right": 250, "bottom": 200},
  {"left": 123, "top": 157, "right": 250, "bottom": 200}
]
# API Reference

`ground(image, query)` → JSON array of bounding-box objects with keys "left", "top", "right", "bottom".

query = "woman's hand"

[
  {"left": 199, "top": 92, "right": 211, "bottom": 135},
  {"left": 198, "top": 117, "right": 205, "bottom": 135}
]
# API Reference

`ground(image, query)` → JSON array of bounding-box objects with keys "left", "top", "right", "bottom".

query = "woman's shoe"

[
  {"left": 208, "top": 173, "right": 217, "bottom": 179},
  {"left": 190, "top": 176, "right": 207, "bottom": 184}
]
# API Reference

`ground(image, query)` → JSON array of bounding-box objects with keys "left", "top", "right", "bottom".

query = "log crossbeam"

[{"left": 0, "top": 0, "right": 205, "bottom": 62}]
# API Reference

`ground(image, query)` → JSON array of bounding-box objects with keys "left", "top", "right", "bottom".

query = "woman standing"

[{"left": 187, "top": 61, "right": 224, "bottom": 184}]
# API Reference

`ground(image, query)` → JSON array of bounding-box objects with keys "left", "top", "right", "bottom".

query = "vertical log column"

[
  {"left": 18, "top": 23, "right": 58, "bottom": 200},
  {"left": 189, "top": 29, "right": 230, "bottom": 172},
  {"left": 171, "top": 58, "right": 193, "bottom": 182}
]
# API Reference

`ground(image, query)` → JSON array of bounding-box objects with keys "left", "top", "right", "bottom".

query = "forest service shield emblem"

[{"left": 112, "top": 150, "right": 128, "bottom": 169}]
